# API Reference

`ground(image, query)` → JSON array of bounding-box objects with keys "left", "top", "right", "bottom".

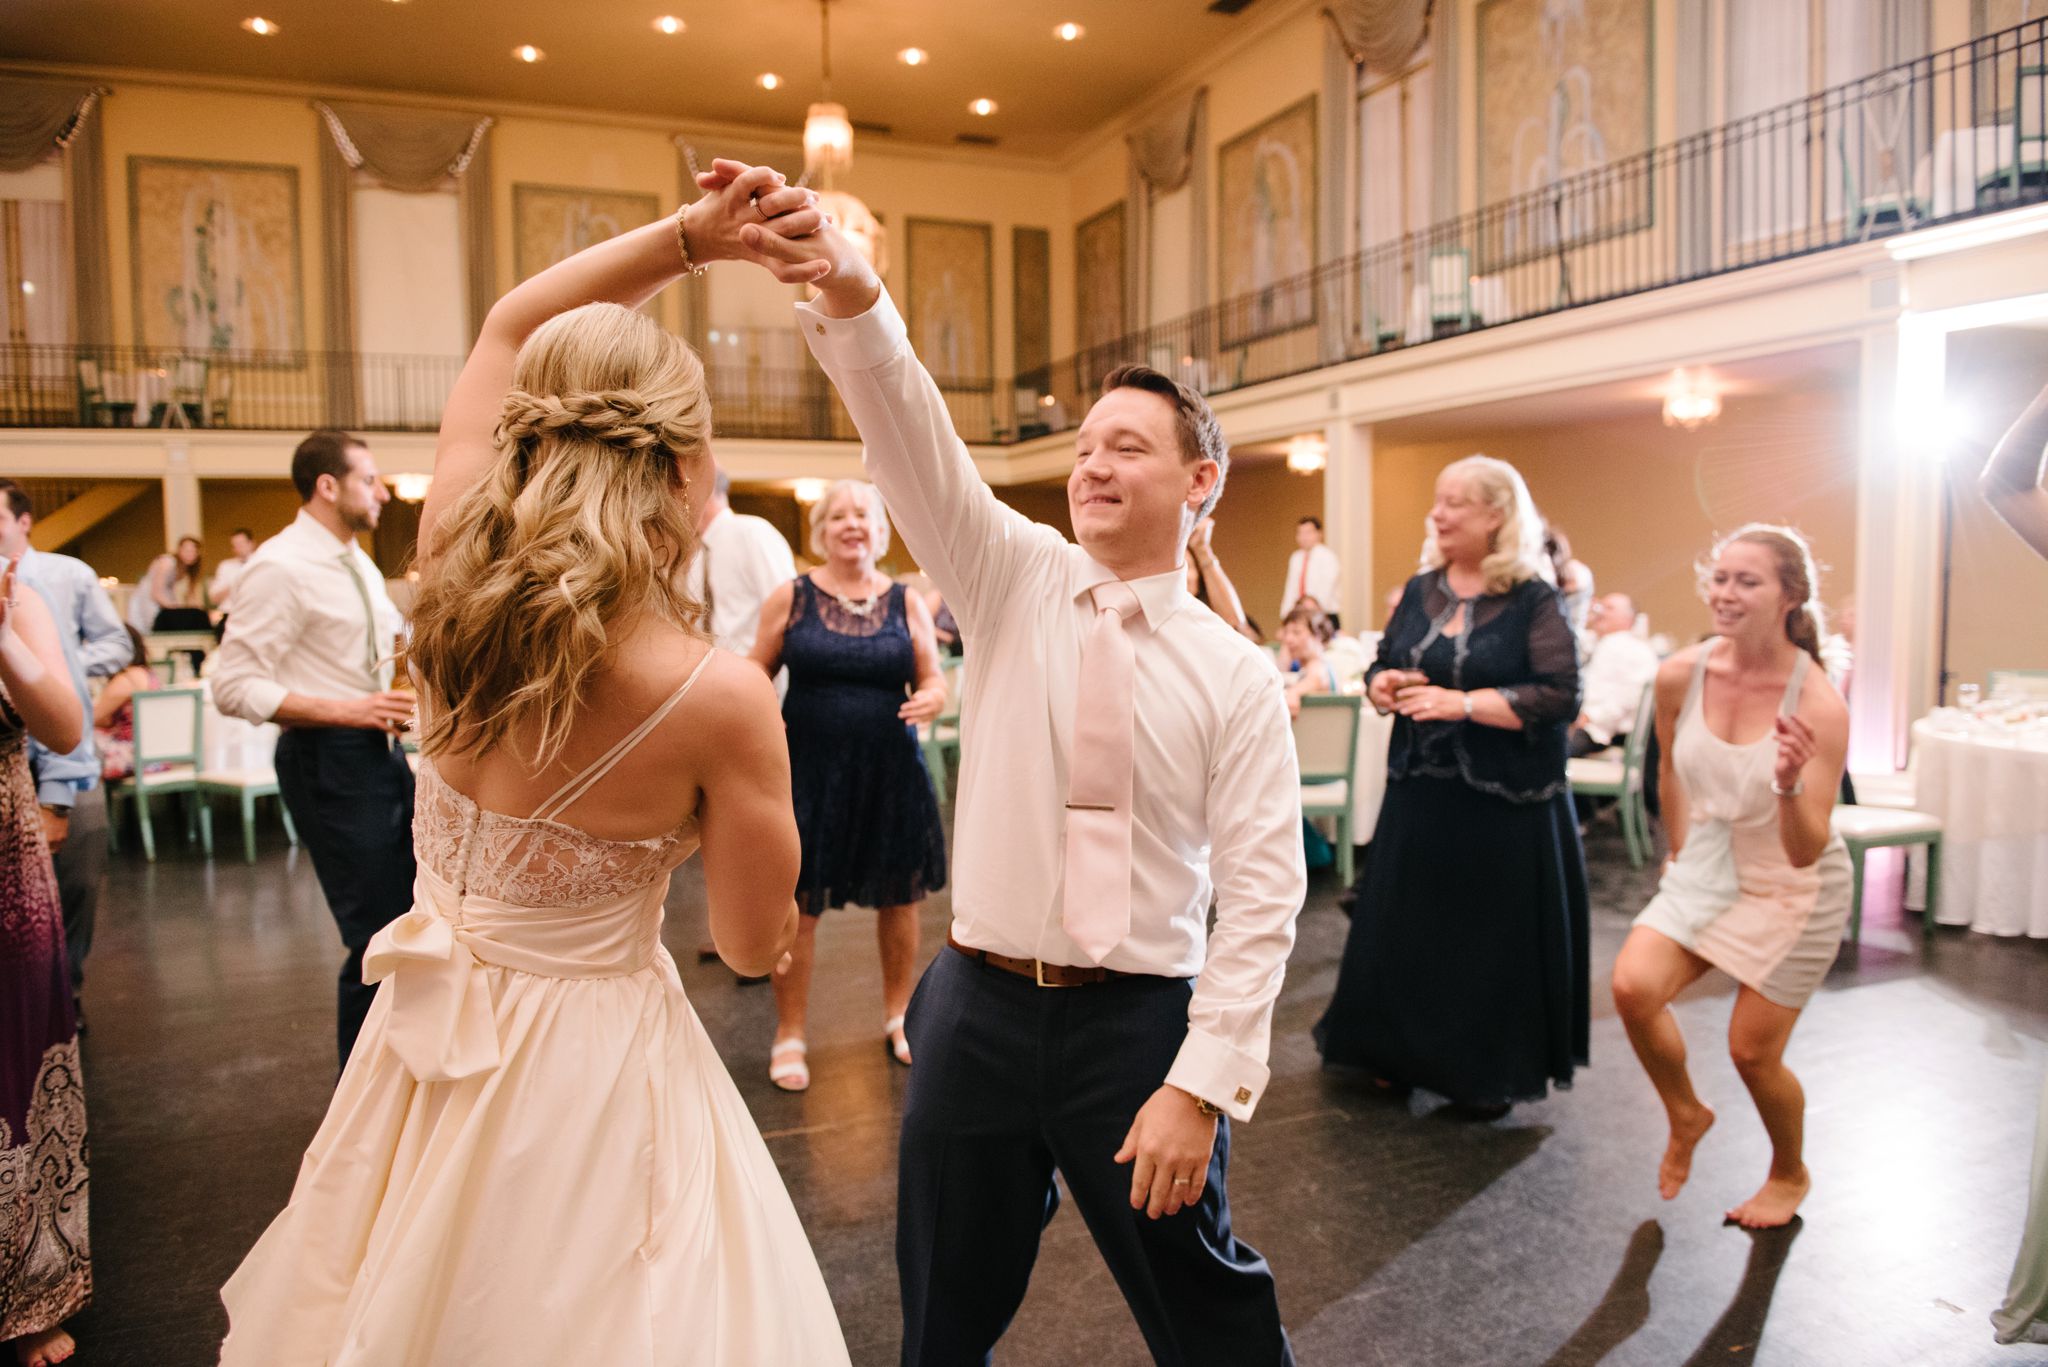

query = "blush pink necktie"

[{"left": 1063, "top": 580, "right": 1141, "bottom": 964}]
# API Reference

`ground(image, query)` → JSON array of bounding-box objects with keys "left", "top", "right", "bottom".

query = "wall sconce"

[
  {"left": 391, "top": 472, "right": 433, "bottom": 502},
  {"left": 1285, "top": 434, "right": 1329, "bottom": 475},
  {"left": 1662, "top": 368, "right": 1723, "bottom": 430},
  {"left": 793, "top": 477, "right": 828, "bottom": 505}
]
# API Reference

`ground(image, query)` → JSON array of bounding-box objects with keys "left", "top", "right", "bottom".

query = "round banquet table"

[
  {"left": 1911, "top": 716, "right": 2048, "bottom": 938},
  {"left": 196, "top": 679, "right": 281, "bottom": 774}
]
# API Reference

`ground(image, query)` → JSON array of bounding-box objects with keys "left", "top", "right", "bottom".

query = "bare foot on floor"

[
  {"left": 1659, "top": 1104, "right": 1715, "bottom": 1200},
  {"left": 1726, "top": 1166, "right": 1810, "bottom": 1228},
  {"left": 15, "top": 1327, "right": 76, "bottom": 1367}
]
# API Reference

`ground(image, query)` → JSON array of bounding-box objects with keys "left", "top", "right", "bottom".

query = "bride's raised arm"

[{"left": 419, "top": 160, "right": 831, "bottom": 555}]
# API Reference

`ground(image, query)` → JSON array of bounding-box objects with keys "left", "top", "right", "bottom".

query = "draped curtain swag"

[
  {"left": 0, "top": 78, "right": 113, "bottom": 346},
  {"left": 315, "top": 100, "right": 496, "bottom": 423},
  {"left": 1123, "top": 87, "right": 1208, "bottom": 330},
  {"left": 1322, "top": 0, "right": 1430, "bottom": 77}
]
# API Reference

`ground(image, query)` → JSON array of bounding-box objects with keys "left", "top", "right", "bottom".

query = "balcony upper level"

[{"left": 3, "top": 14, "right": 2044, "bottom": 451}]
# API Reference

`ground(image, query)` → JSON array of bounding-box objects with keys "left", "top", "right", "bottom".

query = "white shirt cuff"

[
  {"left": 1165, "top": 1026, "right": 1271, "bottom": 1123},
  {"left": 232, "top": 678, "right": 289, "bottom": 724},
  {"left": 795, "top": 288, "right": 908, "bottom": 372}
]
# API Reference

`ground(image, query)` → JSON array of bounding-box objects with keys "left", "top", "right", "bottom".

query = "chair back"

[
  {"left": 1427, "top": 248, "right": 1472, "bottom": 321},
  {"left": 2021, "top": 65, "right": 2046, "bottom": 149},
  {"left": 1988, "top": 668, "right": 2048, "bottom": 700},
  {"left": 171, "top": 356, "right": 208, "bottom": 400},
  {"left": 76, "top": 357, "right": 103, "bottom": 393},
  {"left": 1293, "top": 694, "right": 1362, "bottom": 788},
  {"left": 938, "top": 657, "right": 965, "bottom": 725},
  {"left": 131, "top": 687, "right": 204, "bottom": 768},
  {"left": 1619, "top": 680, "right": 1657, "bottom": 792}
]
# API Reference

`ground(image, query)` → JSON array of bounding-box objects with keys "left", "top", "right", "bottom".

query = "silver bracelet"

[
  {"left": 1770, "top": 776, "right": 1803, "bottom": 797},
  {"left": 1461, "top": 691, "right": 1475, "bottom": 720}
]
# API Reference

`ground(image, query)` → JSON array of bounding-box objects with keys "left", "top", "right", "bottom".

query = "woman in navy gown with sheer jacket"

[
  {"left": 750, "top": 478, "right": 948, "bottom": 1093},
  {"left": 1316, "top": 455, "right": 1588, "bottom": 1119}
]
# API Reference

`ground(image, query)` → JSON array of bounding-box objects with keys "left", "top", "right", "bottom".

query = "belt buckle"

[{"left": 1033, "top": 958, "right": 1078, "bottom": 989}]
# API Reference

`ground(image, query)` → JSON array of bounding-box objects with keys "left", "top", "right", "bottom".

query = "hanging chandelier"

[{"left": 801, "top": 0, "right": 885, "bottom": 273}]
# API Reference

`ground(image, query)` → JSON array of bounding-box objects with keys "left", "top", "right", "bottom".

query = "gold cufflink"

[
  {"left": 1234, "top": 1087, "right": 1252, "bottom": 1104},
  {"left": 815, "top": 323, "right": 826, "bottom": 334}
]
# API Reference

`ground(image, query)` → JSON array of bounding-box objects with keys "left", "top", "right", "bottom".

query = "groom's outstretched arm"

[{"left": 742, "top": 217, "right": 1056, "bottom": 632}]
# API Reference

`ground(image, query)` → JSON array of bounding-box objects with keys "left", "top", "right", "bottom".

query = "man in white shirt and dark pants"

[
  {"left": 687, "top": 466, "right": 797, "bottom": 658},
  {"left": 213, "top": 431, "right": 417, "bottom": 1064},
  {"left": 754, "top": 199, "right": 1303, "bottom": 1365},
  {"left": 1279, "top": 515, "right": 1341, "bottom": 628},
  {"left": 685, "top": 465, "right": 797, "bottom": 971}
]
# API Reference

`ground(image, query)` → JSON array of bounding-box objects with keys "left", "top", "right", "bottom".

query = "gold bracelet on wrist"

[{"left": 674, "top": 204, "right": 708, "bottom": 278}]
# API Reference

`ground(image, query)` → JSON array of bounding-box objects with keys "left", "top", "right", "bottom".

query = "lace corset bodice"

[{"left": 412, "top": 759, "right": 699, "bottom": 908}]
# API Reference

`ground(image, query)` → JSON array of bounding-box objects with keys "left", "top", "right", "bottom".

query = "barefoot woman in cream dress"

[
  {"left": 1610, "top": 525, "right": 1851, "bottom": 1231},
  {"left": 219, "top": 166, "right": 851, "bottom": 1364}
]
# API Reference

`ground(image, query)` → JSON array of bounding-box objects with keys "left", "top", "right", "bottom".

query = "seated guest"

[
  {"left": 1571, "top": 592, "right": 1659, "bottom": 758},
  {"left": 94, "top": 626, "right": 164, "bottom": 783},
  {"left": 1277, "top": 604, "right": 1338, "bottom": 719}
]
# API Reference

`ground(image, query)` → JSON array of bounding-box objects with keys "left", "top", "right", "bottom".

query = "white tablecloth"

[
  {"left": 1915, "top": 125, "right": 2017, "bottom": 218},
  {"left": 1911, "top": 716, "right": 2048, "bottom": 938},
  {"left": 196, "top": 680, "right": 280, "bottom": 774},
  {"left": 1350, "top": 704, "right": 1394, "bottom": 840}
]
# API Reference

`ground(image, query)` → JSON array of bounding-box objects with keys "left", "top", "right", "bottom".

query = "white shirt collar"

[{"left": 1067, "top": 552, "right": 1190, "bottom": 633}]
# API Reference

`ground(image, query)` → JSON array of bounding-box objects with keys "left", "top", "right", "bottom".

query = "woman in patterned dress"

[
  {"left": 749, "top": 479, "right": 948, "bottom": 1092},
  {"left": 1610, "top": 525, "right": 1851, "bottom": 1230},
  {"left": 0, "top": 553, "right": 90, "bottom": 1367}
]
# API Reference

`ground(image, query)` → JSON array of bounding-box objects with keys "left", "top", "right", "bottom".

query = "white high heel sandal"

[
  {"left": 882, "top": 1015, "right": 912, "bottom": 1067},
  {"left": 768, "top": 1038, "right": 809, "bottom": 1092}
]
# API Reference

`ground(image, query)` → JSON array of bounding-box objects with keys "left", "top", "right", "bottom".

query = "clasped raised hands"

[{"left": 688, "top": 158, "right": 880, "bottom": 309}]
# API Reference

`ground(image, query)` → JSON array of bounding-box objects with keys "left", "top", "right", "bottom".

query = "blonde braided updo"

[{"left": 411, "top": 302, "right": 712, "bottom": 767}]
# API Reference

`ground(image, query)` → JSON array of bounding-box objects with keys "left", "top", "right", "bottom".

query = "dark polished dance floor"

[{"left": 60, "top": 810, "right": 2048, "bottom": 1366}]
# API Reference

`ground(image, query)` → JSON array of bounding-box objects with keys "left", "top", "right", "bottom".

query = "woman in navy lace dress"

[
  {"left": 751, "top": 480, "right": 947, "bottom": 1092},
  {"left": 1315, "top": 457, "right": 1588, "bottom": 1119}
]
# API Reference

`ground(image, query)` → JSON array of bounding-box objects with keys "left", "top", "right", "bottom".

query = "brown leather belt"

[{"left": 947, "top": 933, "right": 1143, "bottom": 988}]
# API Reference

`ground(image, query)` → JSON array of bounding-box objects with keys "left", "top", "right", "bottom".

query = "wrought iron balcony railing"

[{"left": 2, "top": 15, "right": 2042, "bottom": 447}]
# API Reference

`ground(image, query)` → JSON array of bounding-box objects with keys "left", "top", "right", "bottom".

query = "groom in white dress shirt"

[{"left": 739, "top": 194, "right": 1303, "bottom": 1365}]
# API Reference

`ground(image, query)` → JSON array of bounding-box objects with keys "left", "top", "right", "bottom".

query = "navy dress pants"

[
  {"left": 274, "top": 727, "right": 416, "bottom": 1065},
  {"left": 897, "top": 946, "right": 1293, "bottom": 1367}
]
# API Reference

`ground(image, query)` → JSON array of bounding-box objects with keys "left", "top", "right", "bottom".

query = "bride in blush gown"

[{"left": 218, "top": 166, "right": 852, "bottom": 1365}]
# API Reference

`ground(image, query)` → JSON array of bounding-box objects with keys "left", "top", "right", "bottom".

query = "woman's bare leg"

[
  {"left": 1725, "top": 986, "right": 1811, "bottom": 1228},
  {"left": 877, "top": 901, "right": 921, "bottom": 1063},
  {"left": 1611, "top": 926, "right": 1718, "bottom": 1199}
]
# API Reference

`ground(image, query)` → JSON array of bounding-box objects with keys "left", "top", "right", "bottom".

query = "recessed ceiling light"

[
  {"left": 1054, "top": 21, "right": 1085, "bottom": 41},
  {"left": 898, "top": 47, "right": 928, "bottom": 66},
  {"left": 513, "top": 44, "right": 544, "bottom": 62},
  {"left": 240, "top": 16, "right": 280, "bottom": 35},
  {"left": 757, "top": 72, "right": 783, "bottom": 90},
  {"left": 969, "top": 97, "right": 997, "bottom": 116},
  {"left": 654, "top": 14, "right": 683, "bottom": 34}
]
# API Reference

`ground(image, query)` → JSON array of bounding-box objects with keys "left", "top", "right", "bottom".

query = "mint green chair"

[
  {"left": 1566, "top": 682, "right": 1657, "bottom": 867},
  {"left": 1295, "top": 694, "right": 1364, "bottom": 886},
  {"left": 104, "top": 687, "right": 212, "bottom": 861}
]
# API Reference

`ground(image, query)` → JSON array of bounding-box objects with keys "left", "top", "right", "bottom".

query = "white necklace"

[{"left": 818, "top": 574, "right": 881, "bottom": 616}]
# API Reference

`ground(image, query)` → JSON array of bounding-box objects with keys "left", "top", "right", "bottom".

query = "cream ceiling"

[{"left": 0, "top": 0, "right": 1264, "bottom": 160}]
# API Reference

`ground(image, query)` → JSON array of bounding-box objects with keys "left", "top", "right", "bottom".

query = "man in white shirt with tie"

[
  {"left": 1279, "top": 515, "right": 1341, "bottom": 628},
  {"left": 745, "top": 193, "right": 1302, "bottom": 1366},
  {"left": 687, "top": 466, "right": 797, "bottom": 657},
  {"left": 213, "top": 430, "right": 416, "bottom": 1065}
]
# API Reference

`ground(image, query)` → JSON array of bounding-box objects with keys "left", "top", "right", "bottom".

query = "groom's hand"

[{"left": 1114, "top": 1086, "right": 1218, "bottom": 1220}]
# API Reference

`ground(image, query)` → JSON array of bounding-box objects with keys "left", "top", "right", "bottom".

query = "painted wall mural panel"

[
  {"left": 129, "top": 156, "right": 304, "bottom": 353},
  {"left": 1013, "top": 225, "right": 1052, "bottom": 388},
  {"left": 1477, "top": 0, "right": 1653, "bottom": 266},
  {"left": 513, "top": 184, "right": 662, "bottom": 282},
  {"left": 905, "top": 217, "right": 992, "bottom": 383},
  {"left": 1217, "top": 96, "right": 1317, "bottom": 346},
  {"left": 1074, "top": 201, "right": 1126, "bottom": 352}
]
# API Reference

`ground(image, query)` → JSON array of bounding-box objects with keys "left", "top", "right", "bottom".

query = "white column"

[
  {"left": 161, "top": 439, "right": 202, "bottom": 545},
  {"left": 1323, "top": 417, "right": 1372, "bottom": 629},
  {"left": 1852, "top": 316, "right": 1943, "bottom": 771}
]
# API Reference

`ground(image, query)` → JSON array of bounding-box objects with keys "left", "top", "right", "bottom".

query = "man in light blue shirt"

[{"left": 1, "top": 479, "right": 130, "bottom": 1010}]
